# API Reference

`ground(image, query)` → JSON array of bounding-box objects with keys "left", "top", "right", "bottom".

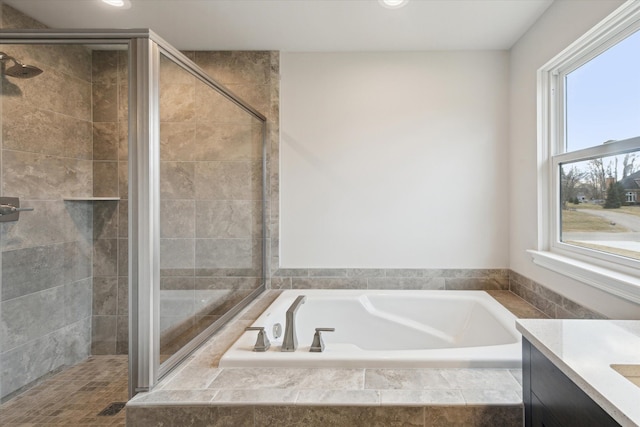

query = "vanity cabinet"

[{"left": 522, "top": 339, "right": 620, "bottom": 427}]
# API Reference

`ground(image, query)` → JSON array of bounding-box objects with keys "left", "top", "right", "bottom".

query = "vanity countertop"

[{"left": 516, "top": 319, "right": 640, "bottom": 427}]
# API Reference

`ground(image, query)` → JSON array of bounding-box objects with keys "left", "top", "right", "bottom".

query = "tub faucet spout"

[{"left": 281, "top": 295, "right": 306, "bottom": 352}]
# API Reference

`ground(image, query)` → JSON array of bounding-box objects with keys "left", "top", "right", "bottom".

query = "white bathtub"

[{"left": 219, "top": 290, "right": 521, "bottom": 368}]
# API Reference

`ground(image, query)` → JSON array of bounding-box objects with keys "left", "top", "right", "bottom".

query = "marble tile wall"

[
  {"left": 509, "top": 270, "right": 607, "bottom": 319},
  {"left": 0, "top": 4, "right": 93, "bottom": 400},
  {"left": 156, "top": 51, "right": 275, "bottom": 358},
  {"left": 90, "top": 50, "right": 129, "bottom": 355},
  {"left": 271, "top": 268, "right": 510, "bottom": 291}
]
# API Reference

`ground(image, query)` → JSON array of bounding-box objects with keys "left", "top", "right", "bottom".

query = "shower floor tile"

[{"left": 0, "top": 355, "right": 128, "bottom": 427}]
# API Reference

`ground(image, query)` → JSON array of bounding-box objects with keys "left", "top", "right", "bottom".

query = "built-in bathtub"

[{"left": 219, "top": 290, "right": 521, "bottom": 369}]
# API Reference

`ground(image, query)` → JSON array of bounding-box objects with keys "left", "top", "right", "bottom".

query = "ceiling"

[{"left": 5, "top": 0, "right": 554, "bottom": 51}]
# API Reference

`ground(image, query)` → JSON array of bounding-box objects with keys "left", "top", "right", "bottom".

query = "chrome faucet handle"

[
  {"left": 0, "top": 204, "right": 34, "bottom": 215},
  {"left": 245, "top": 326, "right": 271, "bottom": 352},
  {"left": 310, "top": 328, "right": 335, "bottom": 353}
]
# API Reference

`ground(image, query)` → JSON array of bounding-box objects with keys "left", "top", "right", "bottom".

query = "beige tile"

[
  {"left": 380, "top": 389, "right": 465, "bottom": 406},
  {"left": 160, "top": 83, "right": 195, "bottom": 122},
  {"left": 118, "top": 161, "right": 128, "bottom": 199},
  {"left": 161, "top": 200, "right": 196, "bottom": 238},
  {"left": 93, "top": 83, "right": 118, "bottom": 122},
  {"left": 367, "top": 277, "right": 445, "bottom": 290},
  {"left": 3, "top": 151, "right": 87, "bottom": 199},
  {"left": 195, "top": 80, "right": 253, "bottom": 124},
  {"left": 194, "top": 122, "right": 262, "bottom": 161},
  {"left": 162, "top": 363, "right": 222, "bottom": 390},
  {"left": 92, "top": 50, "right": 118, "bottom": 85},
  {"left": 93, "top": 122, "right": 119, "bottom": 161},
  {"left": 131, "top": 390, "right": 217, "bottom": 405},
  {"left": 93, "top": 161, "right": 119, "bottom": 197},
  {"left": 254, "top": 406, "right": 424, "bottom": 427},
  {"left": 194, "top": 161, "right": 254, "bottom": 200},
  {"left": 365, "top": 369, "right": 451, "bottom": 390},
  {"left": 194, "top": 51, "right": 271, "bottom": 85},
  {"left": 486, "top": 290, "right": 548, "bottom": 319},
  {"left": 160, "top": 122, "right": 197, "bottom": 161},
  {"left": 225, "top": 83, "right": 270, "bottom": 116},
  {"left": 439, "top": 369, "right": 521, "bottom": 389},
  {"left": 212, "top": 389, "right": 298, "bottom": 405},
  {"left": 126, "top": 406, "right": 222, "bottom": 426},
  {"left": 161, "top": 162, "right": 195, "bottom": 199},
  {"left": 291, "top": 277, "right": 367, "bottom": 289},
  {"left": 209, "top": 368, "right": 364, "bottom": 390},
  {"left": 445, "top": 277, "right": 508, "bottom": 290},
  {"left": 295, "top": 389, "right": 380, "bottom": 406},
  {"left": 3, "top": 99, "right": 92, "bottom": 159},
  {"left": 461, "top": 389, "right": 522, "bottom": 404},
  {"left": 160, "top": 55, "right": 197, "bottom": 85},
  {"left": 425, "top": 406, "right": 521, "bottom": 427},
  {"left": 195, "top": 200, "right": 252, "bottom": 238}
]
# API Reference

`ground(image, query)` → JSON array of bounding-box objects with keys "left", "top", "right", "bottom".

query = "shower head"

[
  {"left": 0, "top": 51, "right": 43, "bottom": 79},
  {"left": 5, "top": 63, "right": 43, "bottom": 79}
]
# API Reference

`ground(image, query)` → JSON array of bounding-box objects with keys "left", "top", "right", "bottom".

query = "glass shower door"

[{"left": 157, "top": 52, "right": 265, "bottom": 365}]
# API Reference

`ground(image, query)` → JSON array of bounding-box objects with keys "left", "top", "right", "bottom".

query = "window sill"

[{"left": 528, "top": 250, "right": 640, "bottom": 304}]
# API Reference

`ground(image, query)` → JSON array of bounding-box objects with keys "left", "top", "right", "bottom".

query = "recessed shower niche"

[{"left": 0, "top": 25, "right": 267, "bottom": 399}]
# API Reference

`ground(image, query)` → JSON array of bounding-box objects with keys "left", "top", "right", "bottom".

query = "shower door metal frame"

[{"left": 0, "top": 29, "right": 267, "bottom": 397}]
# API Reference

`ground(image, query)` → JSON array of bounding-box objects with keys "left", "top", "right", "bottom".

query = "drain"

[{"left": 97, "top": 402, "right": 126, "bottom": 416}]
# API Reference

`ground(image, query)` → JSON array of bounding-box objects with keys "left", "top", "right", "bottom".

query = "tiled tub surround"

[
  {"left": 127, "top": 290, "right": 546, "bottom": 426},
  {"left": 509, "top": 270, "right": 607, "bottom": 319},
  {"left": 270, "top": 268, "right": 610, "bottom": 321},
  {"left": 271, "top": 268, "right": 510, "bottom": 291}
]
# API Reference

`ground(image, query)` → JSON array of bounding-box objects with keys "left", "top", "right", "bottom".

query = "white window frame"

[
  {"left": 627, "top": 192, "right": 636, "bottom": 203},
  {"left": 531, "top": 1, "right": 640, "bottom": 304}
]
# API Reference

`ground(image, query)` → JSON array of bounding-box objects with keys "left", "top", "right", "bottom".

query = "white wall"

[
  {"left": 509, "top": 0, "right": 640, "bottom": 318},
  {"left": 281, "top": 52, "right": 509, "bottom": 268}
]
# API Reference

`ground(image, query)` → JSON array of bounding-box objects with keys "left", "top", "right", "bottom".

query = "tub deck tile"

[
  {"left": 208, "top": 367, "right": 365, "bottom": 390},
  {"left": 161, "top": 365, "right": 222, "bottom": 390},
  {"left": 295, "top": 389, "right": 380, "bottom": 406},
  {"left": 461, "top": 389, "right": 522, "bottom": 405},
  {"left": 439, "top": 369, "right": 522, "bottom": 389},
  {"left": 212, "top": 389, "right": 299, "bottom": 405},
  {"left": 129, "top": 389, "right": 218, "bottom": 405},
  {"left": 379, "top": 390, "right": 465, "bottom": 406},
  {"left": 364, "top": 369, "right": 452, "bottom": 390}
]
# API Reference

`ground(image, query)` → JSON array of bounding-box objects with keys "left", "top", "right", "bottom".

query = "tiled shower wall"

[
  {"left": 90, "top": 50, "right": 129, "bottom": 355},
  {"left": 0, "top": 4, "right": 93, "bottom": 400}
]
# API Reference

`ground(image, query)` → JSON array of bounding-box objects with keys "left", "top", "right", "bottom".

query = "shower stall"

[{"left": 0, "top": 28, "right": 267, "bottom": 400}]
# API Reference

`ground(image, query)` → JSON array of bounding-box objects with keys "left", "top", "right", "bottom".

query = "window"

[
  {"left": 627, "top": 192, "right": 636, "bottom": 203},
  {"left": 535, "top": 2, "right": 640, "bottom": 302}
]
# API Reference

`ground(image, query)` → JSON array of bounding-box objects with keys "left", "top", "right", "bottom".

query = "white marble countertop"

[{"left": 516, "top": 319, "right": 640, "bottom": 427}]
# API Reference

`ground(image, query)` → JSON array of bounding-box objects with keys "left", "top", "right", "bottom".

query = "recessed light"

[
  {"left": 379, "top": 0, "right": 409, "bottom": 9},
  {"left": 101, "top": 0, "right": 132, "bottom": 9}
]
